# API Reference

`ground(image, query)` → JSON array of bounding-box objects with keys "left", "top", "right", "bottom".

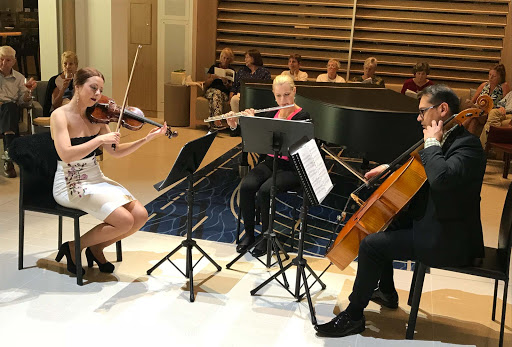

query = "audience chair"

[
  {"left": 28, "top": 80, "right": 50, "bottom": 134},
  {"left": 9, "top": 132, "right": 122, "bottom": 286},
  {"left": 406, "top": 182, "right": 512, "bottom": 347},
  {"left": 486, "top": 126, "right": 512, "bottom": 178},
  {"left": 190, "top": 84, "right": 231, "bottom": 128}
]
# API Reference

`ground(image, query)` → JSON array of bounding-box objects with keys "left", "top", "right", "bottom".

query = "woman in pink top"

[{"left": 227, "top": 74, "right": 310, "bottom": 256}]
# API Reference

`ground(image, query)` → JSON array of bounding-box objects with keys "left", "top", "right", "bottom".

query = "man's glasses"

[{"left": 418, "top": 103, "right": 441, "bottom": 119}]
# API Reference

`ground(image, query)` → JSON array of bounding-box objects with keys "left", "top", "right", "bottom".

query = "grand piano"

[{"left": 240, "top": 80, "right": 422, "bottom": 164}]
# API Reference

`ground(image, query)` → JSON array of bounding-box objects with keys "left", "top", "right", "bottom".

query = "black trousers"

[
  {"left": 239, "top": 157, "right": 300, "bottom": 237},
  {"left": 0, "top": 102, "right": 20, "bottom": 135},
  {"left": 348, "top": 227, "right": 416, "bottom": 310}
]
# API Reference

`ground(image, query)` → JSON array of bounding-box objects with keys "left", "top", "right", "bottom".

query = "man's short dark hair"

[{"left": 419, "top": 84, "right": 460, "bottom": 115}]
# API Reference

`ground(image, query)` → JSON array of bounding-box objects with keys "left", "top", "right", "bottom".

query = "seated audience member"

[
  {"left": 353, "top": 57, "right": 385, "bottom": 87},
  {"left": 316, "top": 59, "right": 346, "bottom": 83},
  {"left": 463, "top": 64, "right": 510, "bottom": 137},
  {"left": 281, "top": 53, "right": 308, "bottom": 81},
  {"left": 204, "top": 47, "right": 235, "bottom": 130},
  {"left": 479, "top": 91, "right": 512, "bottom": 151},
  {"left": 401, "top": 62, "right": 434, "bottom": 96},
  {"left": 43, "top": 51, "right": 79, "bottom": 116},
  {"left": 0, "top": 45, "right": 37, "bottom": 178},
  {"left": 230, "top": 49, "right": 271, "bottom": 115},
  {"left": 470, "top": 63, "right": 510, "bottom": 108}
]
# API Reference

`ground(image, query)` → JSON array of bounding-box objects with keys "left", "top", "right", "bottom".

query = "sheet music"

[{"left": 296, "top": 139, "right": 333, "bottom": 204}]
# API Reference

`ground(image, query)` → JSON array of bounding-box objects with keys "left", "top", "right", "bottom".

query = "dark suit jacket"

[{"left": 410, "top": 126, "right": 486, "bottom": 267}]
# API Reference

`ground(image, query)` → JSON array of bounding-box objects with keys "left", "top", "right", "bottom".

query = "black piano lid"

[{"left": 241, "top": 81, "right": 424, "bottom": 164}]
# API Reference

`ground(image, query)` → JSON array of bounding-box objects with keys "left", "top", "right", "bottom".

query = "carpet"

[
  {"left": 141, "top": 143, "right": 414, "bottom": 271},
  {"left": 141, "top": 143, "right": 351, "bottom": 257}
]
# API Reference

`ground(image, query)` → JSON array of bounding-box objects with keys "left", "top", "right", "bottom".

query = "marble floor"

[{"left": 0, "top": 125, "right": 510, "bottom": 347}]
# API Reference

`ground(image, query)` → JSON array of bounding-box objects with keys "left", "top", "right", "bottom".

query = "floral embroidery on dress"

[{"left": 65, "top": 161, "right": 91, "bottom": 198}]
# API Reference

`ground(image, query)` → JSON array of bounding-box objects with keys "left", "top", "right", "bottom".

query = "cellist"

[{"left": 316, "top": 84, "right": 486, "bottom": 338}]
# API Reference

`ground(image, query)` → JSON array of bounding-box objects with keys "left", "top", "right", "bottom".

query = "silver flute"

[{"left": 203, "top": 104, "right": 294, "bottom": 122}]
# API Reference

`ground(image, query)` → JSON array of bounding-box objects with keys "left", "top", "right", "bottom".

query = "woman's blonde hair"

[
  {"left": 327, "top": 58, "right": 341, "bottom": 69},
  {"left": 220, "top": 47, "right": 234, "bottom": 63},
  {"left": 61, "top": 51, "right": 78, "bottom": 66},
  {"left": 273, "top": 74, "right": 295, "bottom": 90},
  {"left": 364, "top": 57, "right": 378, "bottom": 69}
]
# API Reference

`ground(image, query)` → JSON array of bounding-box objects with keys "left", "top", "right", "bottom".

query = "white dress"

[{"left": 53, "top": 136, "right": 134, "bottom": 221}]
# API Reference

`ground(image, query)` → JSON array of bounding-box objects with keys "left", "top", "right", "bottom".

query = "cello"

[{"left": 326, "top": 94, "right": 493, "bottom": 271}]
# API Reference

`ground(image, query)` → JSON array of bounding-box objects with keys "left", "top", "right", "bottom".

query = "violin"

[
  {"left": 86, "top": 95, "right": 178, "bottom": 139},
  {"left": 325, "top": 94, "right": 493, "bottom": 271}
]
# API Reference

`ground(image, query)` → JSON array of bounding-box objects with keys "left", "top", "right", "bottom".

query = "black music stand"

[
  {"left": 226, "top": 116, "right": 314, "bottom": 276},
  {"left": 250, "top": 136, "right": 329, "bottom": 325},
  {"left": 146, "top": 131, "right": 222, "bottom": 302}
]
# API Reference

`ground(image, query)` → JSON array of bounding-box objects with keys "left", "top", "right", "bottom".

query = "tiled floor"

[{"left": 0, "top": 125, "right": 510, "bottom": 346}]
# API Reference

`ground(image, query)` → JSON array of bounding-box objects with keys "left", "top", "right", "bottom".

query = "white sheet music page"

[{"left": 298, "top": 139, "right": 334, "bottom": 204}]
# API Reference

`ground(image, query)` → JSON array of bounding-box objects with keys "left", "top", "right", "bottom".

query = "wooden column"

[{"left": 61, "top": 0, "right": 76, "bottom": 52}]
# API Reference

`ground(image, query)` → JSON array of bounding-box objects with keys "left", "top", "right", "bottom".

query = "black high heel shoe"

[
  {"left": 55, "top": 242, "right": 85, "bottom": 275},
  {"left": 85, "top": 247, "right": 115, "bottom": 273}
]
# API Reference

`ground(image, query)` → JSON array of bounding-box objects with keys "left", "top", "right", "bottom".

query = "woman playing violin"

[
  {"left": 227, "top": 74, "right": 310, "bottom": 257},
  {"left": 316, "top": 85, "right": 486, "bottom": 338},
  {"left": 51, "top": 67, "right": 168, "bottom": 275}
]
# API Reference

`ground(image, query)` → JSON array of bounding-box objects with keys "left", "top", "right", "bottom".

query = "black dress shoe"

[
  {"left": 315, "top": 311, "right": 365, "bottom": 338},
  {"left": 85, "top": 247, "right": 115, "bottom": 273},
  {"left": 251, "top": 240, "right": 268, "bottom": 257},
  {"left": 370, "top": 288, "right": 399, "bottom": 309},
  {"left": 236, "top": 236, "right": 255, "bottom": 253},
  {"left": 55, "top": 242, "right": 85, "bottom": 275}
]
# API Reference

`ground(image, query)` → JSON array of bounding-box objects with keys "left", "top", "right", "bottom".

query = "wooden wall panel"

[{"left": 215, "top": 0, "right": 510, "bottom": 90}]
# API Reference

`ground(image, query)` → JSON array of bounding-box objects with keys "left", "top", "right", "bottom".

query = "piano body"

[{"left": 240, "top": 80, "right": 422, "bottom": 164}]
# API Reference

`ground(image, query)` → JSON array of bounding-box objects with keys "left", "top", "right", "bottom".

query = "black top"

[
  {"left": 43, "top": 72, "right": 60, "bottom": 117},
  {"left": 56, "top": 135, "right": 98, "bottom": 161},
  {"left": 206, "top": 63, "right": 235, "bottom": 95}
]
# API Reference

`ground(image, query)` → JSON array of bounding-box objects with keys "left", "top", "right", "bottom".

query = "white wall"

[
  {"left": 157, "top": 0, "right": 193, "bottom": 112},
  {"left": 75, "top": 0, "right": 113, "bottom": 96},
  {"left": 74, "top": 0, "right": 128, "bottom": 100},
  {"left": 110, "top": 0, "right": 128, "bottom": 103},
  {"left": 38, "top": 0, "right": 59, "bottom": 80}
]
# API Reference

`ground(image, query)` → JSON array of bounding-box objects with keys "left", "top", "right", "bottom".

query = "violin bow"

[{"left": 113, "top": 44, "right": 142, "bottom": 150}]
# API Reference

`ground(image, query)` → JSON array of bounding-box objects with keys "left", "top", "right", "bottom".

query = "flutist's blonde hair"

[
  {"left": 0, "top": 45, "right": 16, "bottom": 58},
  {"left": 272, "top": 74, "right": 295, "bottom": 91}
]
